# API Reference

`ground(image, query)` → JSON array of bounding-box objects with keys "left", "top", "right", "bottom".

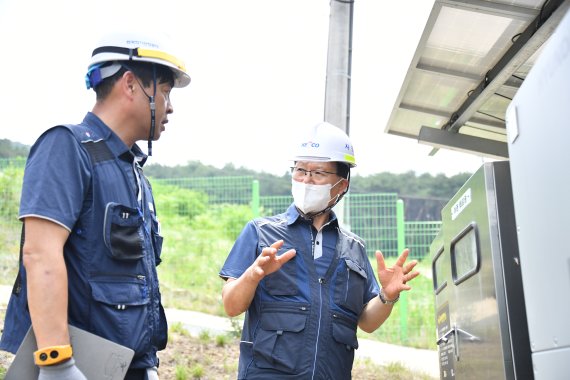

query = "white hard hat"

[
  {"left": 292, "top": 122, "right": 356, "bottom": 167},
  {"left": 86, "top": 31, "right": 191, "bottom": 89}
]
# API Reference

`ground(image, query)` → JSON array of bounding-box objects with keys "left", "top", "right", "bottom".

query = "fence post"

[
  {"left": 252, "top": 180, "right": 260, "bottom": 218},
  {"left": 397, "top": 199, "right": 408, "bottom": 343}
]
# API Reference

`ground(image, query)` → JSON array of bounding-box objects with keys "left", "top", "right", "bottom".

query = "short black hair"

[
  {"left": 94, "top": 61, "right": 175, "bottom": 100},
  {"left": 336, "top": 162, "right": 350, "bottom": 179}
]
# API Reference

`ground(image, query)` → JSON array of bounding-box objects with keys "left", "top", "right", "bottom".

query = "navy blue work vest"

[
  {"left": 0, "top": 121, "right": 166, "bottom": 370},
  {"left": 238, "top": 213, "right": 374, "bottom": 379}
]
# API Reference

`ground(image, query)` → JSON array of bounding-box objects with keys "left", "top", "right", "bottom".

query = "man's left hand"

[{"left": 375, "top": 249, "right": 420, "bottom": 301}]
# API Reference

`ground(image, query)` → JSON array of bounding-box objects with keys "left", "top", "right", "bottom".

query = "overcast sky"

[{"left": 0, "top": 0, "right": 487, "bottom": 177}]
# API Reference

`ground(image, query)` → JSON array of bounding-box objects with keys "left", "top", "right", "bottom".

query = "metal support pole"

[
  {"left": 324, "top": 0, "right": 354, "bottom": 132},
  {"left": 324, "top": 0, "right": 354, "bottom": 227},
  {"left": 252, "top": 180, "right": 260, "bottom": 218},
  {"left": 397, "top": 199, "right": 409, "bottom": 342}
]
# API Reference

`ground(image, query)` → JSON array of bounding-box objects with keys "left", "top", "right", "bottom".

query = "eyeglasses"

[{"left": 291, "top": 167, "right": 338, "bottom": 181}]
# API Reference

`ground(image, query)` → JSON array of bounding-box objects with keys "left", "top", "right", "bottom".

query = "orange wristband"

[{"left": 34, "top": 344, "right": 73, "bottom": 366}]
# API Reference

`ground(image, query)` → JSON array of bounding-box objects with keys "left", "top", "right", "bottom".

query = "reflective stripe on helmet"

[
  {"left": 92, "top": 46, "right": 187, "bottom": 72},
  {"left": 343, "top": 153, "right": 356, "bottom": 166}
]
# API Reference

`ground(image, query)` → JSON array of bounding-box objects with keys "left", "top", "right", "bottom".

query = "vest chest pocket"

[
  {"left": 262, "top": 246, "right": 298, "bottom": 296},
  {"left": 334, "top": 258, "right": 368, "bottom": 315},
  {"left": 104, "top": 202, "right": 145, "bottom": 261}
]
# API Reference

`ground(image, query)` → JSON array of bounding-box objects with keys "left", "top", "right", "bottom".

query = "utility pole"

[
  {"left": 324, "top": 0, "right": 354, "bottom": 133},
  {"left": 324, "top": 0, "right": 354, "bottom": 228}
]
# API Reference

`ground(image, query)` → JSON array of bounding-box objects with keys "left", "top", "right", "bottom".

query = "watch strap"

[
  {"left": 378, "top": 288, "right": 399, "bottom": 305},
  {"left": 34, "top": 344, "right": 73, "bottom": 366}
]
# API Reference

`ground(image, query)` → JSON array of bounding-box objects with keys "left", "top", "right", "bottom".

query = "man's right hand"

[
  {"left": 249, "top": 239, "right": 296, "bottom": 282},
  {"left": 222, "top": 239, "right": 296, "bottom": 317}
]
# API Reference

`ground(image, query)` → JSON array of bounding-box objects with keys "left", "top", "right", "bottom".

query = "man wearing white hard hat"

[
  {"left": 219, "top": 122, "right": 420, "bottom": 379},
  {"left": 0, "top": 31, "right": 190, "bottom": 380}
]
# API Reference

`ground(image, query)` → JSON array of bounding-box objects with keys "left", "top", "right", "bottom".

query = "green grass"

[
  {"left": 157, "top": 217, "right": 231, "bottom": 316},
  {"left": 0, "top": 221, "right": 20, "bottom": 282},
  {"left": 363, "top": 257, "right": 436, "bottom": 349}
]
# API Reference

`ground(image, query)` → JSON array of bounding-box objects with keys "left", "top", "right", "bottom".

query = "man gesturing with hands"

[{"left": 220, "top": 122, "right": 419, "bottom": 380}]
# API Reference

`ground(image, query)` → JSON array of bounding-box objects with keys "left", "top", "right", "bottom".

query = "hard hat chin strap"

[
  {"left": 147, "top": 65, "right": 157, "bottom": 156},
  {"left": 296, "top": 191, "right": 347, "bottom": 220},
  {"left": 119, "top": 62, "right": 158, "bottom": 156}
]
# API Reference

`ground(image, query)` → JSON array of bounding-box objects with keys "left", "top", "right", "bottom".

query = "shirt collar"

[
  {"left": 285, "top": 203, "right": 338, "bottom": 227},
  {"left": 82, "top": 112, "right": 148, "bottom": 166}
]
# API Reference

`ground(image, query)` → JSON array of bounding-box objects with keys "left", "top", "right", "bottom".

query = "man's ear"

[
  {"left": 122, "top": 71, "right": 137, "bottom": 96},
  {"left": 340, "top": 178, "right": 350, "bottom": 194}
]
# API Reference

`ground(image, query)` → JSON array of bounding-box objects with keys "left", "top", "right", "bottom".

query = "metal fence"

[
  {"left": 0, "top": 166, "right": 440, "bottom": 261},
  {"left": 0, "top": 157, "right": 25, "bottom": 171},
  {"left": 154, "top": 176, "right": 253, "bottom": 205},
  {"left": 405, "top": 221, "right": 443, "bottom": 260},
  {"left": 346, "top": 193, "right": 399, "bottom": 257},
  {"left": 258, "top": 191, "right": 439, "bottom": 261}
]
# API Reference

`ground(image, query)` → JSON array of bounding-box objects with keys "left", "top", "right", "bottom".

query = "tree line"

[
  {"left": 144, "top": 162, "right": 473, "bottom": 221},
  {"left": 1, "top": 139, "right": 474, "bottom": 220},
  {"left": 0, "top": 139, "right": 29, "bottom": 158},
  {"left": 144, "top": 162, "right": 471, "bottom": 197}
]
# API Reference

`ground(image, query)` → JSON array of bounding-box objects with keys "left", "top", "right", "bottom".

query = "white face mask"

[{"left": 291, "top": 178, "right": 343, "bottom": 215}]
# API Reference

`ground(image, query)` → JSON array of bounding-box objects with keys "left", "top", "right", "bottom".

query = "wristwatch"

[
  {"left": 378, "top": 288, "right": 399, "bottom": 305},
  {"left": 34, "top": 344, "right": 73, "bottom": 366}
]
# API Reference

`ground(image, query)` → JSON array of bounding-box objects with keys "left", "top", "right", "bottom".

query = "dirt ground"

[
  {"left": 157, "top": 331, "right": 241, "bottom": 379},
  {"left": 0, "top": 332, "right": 383, "bottom": 379},
  {"left": 0, "top": 314, "right": 427, "bottom": 380},
  {"left": 0, "top": 328, "right": 241, "bottom": 380},
  {"left": 156, "top": 330, "right": 387, "bottom": 379}
]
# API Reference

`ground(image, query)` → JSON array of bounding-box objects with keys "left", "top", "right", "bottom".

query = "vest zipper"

[
  {"left": 132, "top": 159, "right": 158, "bottom": 347},
  {"left": 311, "top": 277, "right": 326, "bottom": 379}
]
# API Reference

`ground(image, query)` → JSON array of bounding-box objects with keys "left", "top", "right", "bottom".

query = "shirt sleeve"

[
  {"left": 19, "top": 126, "right": 92, "bottom": 231},
  {"left": 219, "top": 221, "right": 260, "bottom": 280},
  {"left": 364, "top": 255, "right": 381, "bottom": 304}
]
